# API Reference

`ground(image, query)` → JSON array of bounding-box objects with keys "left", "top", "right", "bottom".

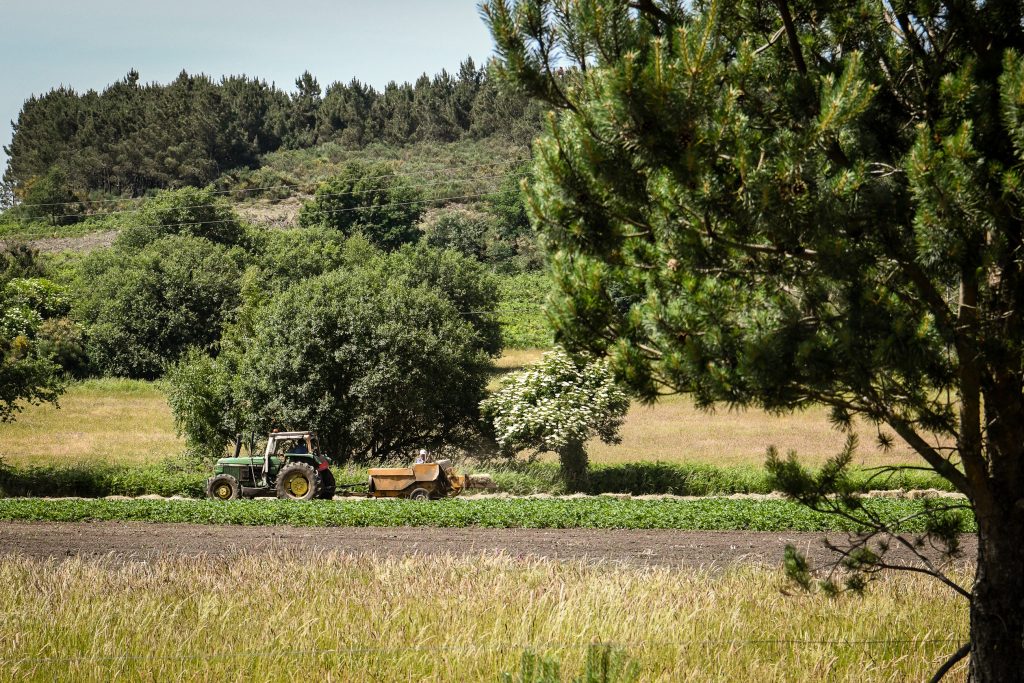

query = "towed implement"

[{"left": 366, "top": 460, "right": 469, "bottom": 500}]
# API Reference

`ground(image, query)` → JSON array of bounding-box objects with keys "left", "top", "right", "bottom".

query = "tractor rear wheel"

[
  {"left": 207, "top": 474, "right": 240, "bottom": 501},
  {"left": 408, "top": 487, "right": 431, "bottom": 501},
  {"left": 318, "top": 469, "right": 336, "bottom": 500},
  {"left": 275, "top": 463, "right": 321, "bottom": 501}
]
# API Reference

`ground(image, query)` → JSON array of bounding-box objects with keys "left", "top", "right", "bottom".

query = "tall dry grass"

[{"left": 0, "top": 553, "right": 967, "bottom": 682}]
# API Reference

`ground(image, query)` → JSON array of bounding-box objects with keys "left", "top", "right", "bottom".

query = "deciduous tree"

[{"left": 481, "top": 347, "right": 628, "bottom": 489}]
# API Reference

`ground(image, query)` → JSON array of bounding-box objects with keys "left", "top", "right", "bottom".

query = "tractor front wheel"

[
  {"left": 207, "top": 474, "right": 240, "bottom": 501},
  {"left": 275, "top": 463, "right": 321, "bottom": 501}
]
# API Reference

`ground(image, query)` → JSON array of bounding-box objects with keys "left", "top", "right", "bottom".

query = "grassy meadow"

[
  {"left": 0, "top": 350, "right": 924, "bottom": 470},
  {"left": 0, "top": 552, "right": 968, "bottom": 682},
  {"left": 0, "top": 378, "right": 178, "bottom": 467}
]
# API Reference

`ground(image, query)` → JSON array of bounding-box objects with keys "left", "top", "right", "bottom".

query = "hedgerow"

[{"left": 0, "top": 459, "right": 952, "bottom": 499}]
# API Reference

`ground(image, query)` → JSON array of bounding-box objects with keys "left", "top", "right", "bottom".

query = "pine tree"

[{"left": 485, "top": 0, "right": 1024, "bottom": 679}]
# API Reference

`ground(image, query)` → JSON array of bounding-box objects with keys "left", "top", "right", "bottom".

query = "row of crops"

[{"left": 0, "top": 497, "right": 976, "bottom": 532}]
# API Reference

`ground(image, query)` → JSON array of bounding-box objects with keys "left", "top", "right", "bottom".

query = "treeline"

[{"left": 3, "top": 58, "right": 542, "bottom": 202}]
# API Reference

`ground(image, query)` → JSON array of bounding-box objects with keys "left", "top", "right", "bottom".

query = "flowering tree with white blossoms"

[{"left": 481, "top": 347, "right": 629, "bottom": 490}]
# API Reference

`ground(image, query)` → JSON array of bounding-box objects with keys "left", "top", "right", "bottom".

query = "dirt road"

[{"left": 0, "top": 522, "right": 976, "bottom": 568}]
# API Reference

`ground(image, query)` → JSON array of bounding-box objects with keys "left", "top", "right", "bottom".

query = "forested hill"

[{"left": 2, "top": 58, "right": 542, "bottom": 202}]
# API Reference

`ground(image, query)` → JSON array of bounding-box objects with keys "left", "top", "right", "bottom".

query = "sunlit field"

[
  {"left": 1, "top": 350, "right": 923, "bottom": 469},
  {"left": 0, "top": 379, "right": 178, "bottom": 467},
  {"left": 0, "top": 552, "right": 968, "bottom": 682},
  {"left": 494, "top": 350, "right": 923, "bottom": 468}
]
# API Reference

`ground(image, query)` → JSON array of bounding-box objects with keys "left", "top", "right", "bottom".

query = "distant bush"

[
  {"left": 73, "top": 236, "right": 246, "bottom": 378},
  {"left": 497, "top": 272, "right": 552, "bottom": 348},
  {"left": 10, "top": 166, "right": 83, "bottom": 226},
  {"left": 419, "top": 206, "right": 496, "bottom": 261},
  {"left": 214, "top": 166, "right": 301, "bottom": 202},
  {"left": 298, "top": 162, "right": 423, "bottom": 251},
  {"left": 116, "top": 187, "right": 248, "bottom": 251}
]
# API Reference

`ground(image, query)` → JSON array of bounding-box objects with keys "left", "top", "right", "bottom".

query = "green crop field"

[
  {"left": 0, "top": 553, "right": 969, "bottom": 682},
  {"left": 0, "top": 497, "right": 975, "bottom": 533}
]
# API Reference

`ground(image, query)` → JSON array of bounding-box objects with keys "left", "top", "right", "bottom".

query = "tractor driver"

[{"left": 290, "top": 438, "right": 309, "bottom": 454}]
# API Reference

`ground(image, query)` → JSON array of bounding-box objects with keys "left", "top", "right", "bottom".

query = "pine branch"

[
  {"left": 773, "top": 0, "right": 807, "bottom": 75},
  {"left": 927, "top": 641, "right": 971, "bottom": 683}
]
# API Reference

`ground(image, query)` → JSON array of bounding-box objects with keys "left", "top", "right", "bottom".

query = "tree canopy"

[
  {"left": 167, "top": 238, "right": 501, "bottom": 461},
  {"left": 2, "top": 60, "right": 542, "bottom": 201},
  {"left": 485, "top": 0, "right": 1024, "bottom": 679}
]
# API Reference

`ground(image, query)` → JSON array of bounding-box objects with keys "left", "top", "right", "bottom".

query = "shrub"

[
  {"left": 298, "top": 162, "right": 423, "bottom": 251},
  {"left": 116, "top": 187, "right": 248, "bottom": 251},
  {"left": 74, "top": 236, "right": 245, "bottom": 378},
  {"left": 482, "top": 348, "right": 630, "bottom": 490}
]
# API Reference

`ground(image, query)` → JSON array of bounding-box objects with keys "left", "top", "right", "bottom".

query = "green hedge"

[
  {"left": 488, "top": 461, "right": 954, "bottom": 496},
  {"left": 0, "top": 459, "right": 954, "bottom": 499},
  {"left": 0, "top": 497, "right": 976, "bottom": 532}
]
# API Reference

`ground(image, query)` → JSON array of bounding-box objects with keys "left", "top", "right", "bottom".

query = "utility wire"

[
  {"left": 11, "top": 156, "right": 530, "bottom": 210},
  {"left": 34, "top": 171, "right": 518, "bottom": 223},
  {"left": 20, "top": 190, "right": 508, "bottom": 234}
]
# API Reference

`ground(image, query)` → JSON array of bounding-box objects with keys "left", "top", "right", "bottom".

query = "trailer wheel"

[
  {"left": 207, "top": 474, "right": 240, "bottom": 501},
  {"left": 408, "top": 487, "right": 431, "bottom": 501},
  {"left": 275, "top": 463, "right": 321, "bottom": 501}
]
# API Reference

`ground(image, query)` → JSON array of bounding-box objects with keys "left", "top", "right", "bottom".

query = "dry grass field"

[
  {"left": 0, "top": 350, "right": 926, "bottom": 469},
  {"left": 495, "top": 350, "right": 924, "bottom": 468},
  {"left": 0, "top": 552, "right": 968, "bottom": 682},
  {"left": 0, "top": 379, "right": 179, "bottom": 467}
]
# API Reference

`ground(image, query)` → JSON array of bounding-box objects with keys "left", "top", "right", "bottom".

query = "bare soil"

[{"left": 0, "top": 522, "right": 976, "bottom": 568}]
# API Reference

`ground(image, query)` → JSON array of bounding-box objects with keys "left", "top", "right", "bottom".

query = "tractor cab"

[{"left": 207, "top": 430, "right": 336, "bottom": 501}]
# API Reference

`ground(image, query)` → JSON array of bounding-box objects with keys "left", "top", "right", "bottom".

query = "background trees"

[
  {"left": 73, "top": 236, "right": 245, "bottom": 379},
  {"left": 485, "top": 0, "right": 1024, "bottom": 678},
  {"left": 2, "top": 60, "right": 541, "bottom": 201}
]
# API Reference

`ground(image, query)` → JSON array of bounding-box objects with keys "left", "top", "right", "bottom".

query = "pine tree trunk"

[
  {"left": 967, "top": 504, "right": 1024, "bottom": 682},
  {"left": 558, "top": 439, "right": 588, "bottom": 492}
]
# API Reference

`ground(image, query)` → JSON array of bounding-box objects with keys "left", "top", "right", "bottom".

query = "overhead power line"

[
  {"left": 35, "top": 170, "right": 520, "bottom": 223},
  {"left": 34, "top": 190, "right": 509, "bottom": 234},
  {"left": 12, "top": 155, "right": 530, "bottom": 210}
]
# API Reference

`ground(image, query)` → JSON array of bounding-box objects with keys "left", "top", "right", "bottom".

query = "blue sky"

[{"left": 0, "top": 0, "right": 496, "bottom": 176}]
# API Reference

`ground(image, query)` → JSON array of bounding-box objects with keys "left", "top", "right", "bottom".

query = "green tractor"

[{"left": 206, "top": 431, "right": 336, "bottom": 501}]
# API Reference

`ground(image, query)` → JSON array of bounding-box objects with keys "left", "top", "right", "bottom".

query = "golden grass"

[
  {"left": 0, "top": 379, "right": 181, "bottom": 467},
  {"left": 585, "top": 393, "right": 924, "bottom": 468},
  {"left": 0, "top": 553, "right": 967, "bottom": 682},
  {"left": 0, "top": 349, "right": 930, "bottom": 470}
]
